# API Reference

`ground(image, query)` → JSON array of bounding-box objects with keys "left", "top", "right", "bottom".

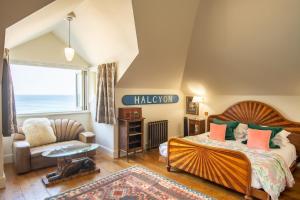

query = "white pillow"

[
  {"left": 272, "top": 130, "right": 291, "bottom": 147},
  {"left": 22, "top": 118, "right": 56, "bottom": 147},
  {"left": 234, "top": 123, "right": 248, "bottom": 140}
]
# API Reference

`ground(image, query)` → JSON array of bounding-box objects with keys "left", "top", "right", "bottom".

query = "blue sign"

[{"left": 122, "top": 95, "right": 179, "bottom": 105}]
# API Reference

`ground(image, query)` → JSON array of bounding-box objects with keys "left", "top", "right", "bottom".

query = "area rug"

[{"left": 46, "top": 166, "right": 214, "bottom": 200}]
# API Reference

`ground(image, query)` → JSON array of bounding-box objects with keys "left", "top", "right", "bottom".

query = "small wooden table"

[{"left": 41, "top": 143, "right": 100, "bottom": 186}]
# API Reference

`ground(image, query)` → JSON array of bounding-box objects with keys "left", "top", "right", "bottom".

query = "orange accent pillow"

[
  {"left": 247, "top": 128, "right": 272, "bottom": 151},
  {"left": 209, "top": 123, "right": 227, "bottom": 142}
]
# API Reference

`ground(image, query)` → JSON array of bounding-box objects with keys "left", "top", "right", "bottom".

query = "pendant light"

[{"left": 64, "top": 13, "right": 75, "bottom": 62}]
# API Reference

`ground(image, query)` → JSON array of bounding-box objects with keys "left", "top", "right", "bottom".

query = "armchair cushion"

[
  {"left": 79, "top": 132, "right": 96, "bottom": 143},
  {"left": 23, "top": 118, "right": 56, "bottom": 147}
]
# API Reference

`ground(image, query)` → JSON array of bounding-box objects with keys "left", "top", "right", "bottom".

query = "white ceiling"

[
  {"left": 5, "top": 0, "right": 84, "bottom": 49},
  {"left": 6, "top": 0, "right": 138, "bottom": 79},
  {"left": 181, "top": 0, "right": 300, "bottom": 95},
  {"left": 10, "top": 33, "right": 90, "bottom": 68},
  {"left": 52, "top": 0, "right": 138, "bottom": 75},
  {"left": 117, "top": 0, "right": 200, "bottom": 89},
  {"left": 119, "top": 0, "right": 300, "bottom": 95},
  {"left": 5, "top": 0, "right": 300, "bottom": 95}
]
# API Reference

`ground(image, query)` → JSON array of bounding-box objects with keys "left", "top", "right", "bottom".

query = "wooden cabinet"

[
  {"left": 188, "top": 119, "right": 205, "bottom": 136},
  {"left": 118, "top": 108, "right": 144, "bottom": 160},
  {"left": 118, "top": 107, "right": 142, "bottom": 120}
]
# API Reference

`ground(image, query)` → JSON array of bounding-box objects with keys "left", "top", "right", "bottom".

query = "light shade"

[
  {"left": 192, "top": 96, "right": 204, "bottom": 103},
  {"left": 64, "top": 47, "right": 75, "bottom": 62}
]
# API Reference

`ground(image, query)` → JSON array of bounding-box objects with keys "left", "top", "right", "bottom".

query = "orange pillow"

[
  {"left": 210, "top": 123, "right": 227, "bottom": 142},
  {"left": 247, "top": 128, "right": 272, "bottom": 151}
]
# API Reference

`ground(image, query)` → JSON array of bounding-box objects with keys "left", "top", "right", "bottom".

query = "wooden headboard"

[{"left": 207, "top": 100, "right": 300, "bottom": 156}]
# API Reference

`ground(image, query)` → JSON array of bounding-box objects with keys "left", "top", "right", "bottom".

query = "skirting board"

[
  {"left": 98, "top": 144, "right": 115, "bottom": 158},
  {"left": 99, "top": 144, "right": 150, "bottom": 159}
]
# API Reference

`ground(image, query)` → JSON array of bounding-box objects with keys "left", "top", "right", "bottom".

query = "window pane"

[
  {"left": 76, "top": 72, "right": 83, "bottom": 109},
  {"left": 11, "top": 64, "right": 83, "bottom": 114}
]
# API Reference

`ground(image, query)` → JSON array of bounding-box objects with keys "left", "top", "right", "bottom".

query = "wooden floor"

[{"left": 0, "top": 149, "right": 299, "bottom": 200}]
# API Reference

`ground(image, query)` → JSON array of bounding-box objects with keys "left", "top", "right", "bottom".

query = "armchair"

[{"left": 13, "top": 119, "right": 96, "bottom": 174}]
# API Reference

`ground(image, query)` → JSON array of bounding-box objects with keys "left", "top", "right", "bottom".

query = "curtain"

[
  {"left": 95, "top": 62, "right": 117, "bottom": 124},
  {"left": 2, "top": 49, "right": 17, "bottom": 137}
]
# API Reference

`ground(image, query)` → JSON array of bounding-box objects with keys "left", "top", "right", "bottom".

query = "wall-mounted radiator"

[{"left": 148, "top": 120, "right": 168, "bottom": 149}]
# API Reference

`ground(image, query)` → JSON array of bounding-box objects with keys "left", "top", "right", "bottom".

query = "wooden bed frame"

[{"left": 167, "top": 100, "right": 300, "bottom": 200}]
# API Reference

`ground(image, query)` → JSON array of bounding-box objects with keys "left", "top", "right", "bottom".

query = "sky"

[{"left": 11, "top": 64, "right": 80, "bottom": 95}]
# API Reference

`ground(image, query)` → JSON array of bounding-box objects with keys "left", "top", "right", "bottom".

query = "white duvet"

[{"left": 159, "top": 133, "right": 296, "bottom": 190}]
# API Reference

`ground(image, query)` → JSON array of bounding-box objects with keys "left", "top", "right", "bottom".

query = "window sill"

[{"left": 17, "top": 110, "right": 91, "bottom": 118}]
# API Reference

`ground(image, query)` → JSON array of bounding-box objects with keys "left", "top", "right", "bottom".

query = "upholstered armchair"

[{"left": 13, "top": 119, "right": 96, "bottom": 174}]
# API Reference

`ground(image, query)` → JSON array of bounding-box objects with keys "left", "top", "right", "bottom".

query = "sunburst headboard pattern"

[{"left": 207, "top": 100, "right": 300, "bottom": 156}]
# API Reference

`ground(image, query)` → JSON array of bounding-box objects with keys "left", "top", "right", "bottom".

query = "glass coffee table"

[{"left": 41, "top": 143, "right": 100, "bottom": 186}]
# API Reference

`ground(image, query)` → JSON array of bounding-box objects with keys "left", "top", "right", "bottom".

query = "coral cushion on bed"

[
  {"left": 248, "top": 124, "right": 282, "bottom": 149},
  {"left": 213, "top": 118, "right": 239, "bottom": 140},
  {"left": 247, "top": 128, "right": 272, "bottom": 151},
  {"left": 210, "top": 123, "right": 227, "bottom": 142}
]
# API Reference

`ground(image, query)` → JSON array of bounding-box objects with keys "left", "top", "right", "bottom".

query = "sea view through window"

[{"left": 11, "top": 64, "right": 85, "bottom": 114}]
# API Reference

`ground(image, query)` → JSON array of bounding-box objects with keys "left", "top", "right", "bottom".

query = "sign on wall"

[{"left": 122, "top": 95, "right": 179, "bottom": 105}]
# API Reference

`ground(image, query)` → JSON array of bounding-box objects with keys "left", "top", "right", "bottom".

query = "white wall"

[
  {"left": 114, "top": 88, "right": 185, "bottom": 156},
  {"left": 3, "top": 112, "right": 92, "bottom": 164},
  {"left": 91, "top": 87, "right": 185, "bottom": 158}
]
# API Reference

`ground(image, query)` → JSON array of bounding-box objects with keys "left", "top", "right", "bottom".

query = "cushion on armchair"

[{"left": 23, "top": 118, "right": 57, "bottom": 147}]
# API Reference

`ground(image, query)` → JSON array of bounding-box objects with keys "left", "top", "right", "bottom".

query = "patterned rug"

[{"left": 46, "top": 166, "right": 213, "bottom": 200}]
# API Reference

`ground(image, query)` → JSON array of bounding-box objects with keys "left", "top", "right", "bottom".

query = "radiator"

[{"left": 148, "top": 120, "right": 168, "bottom": 149}]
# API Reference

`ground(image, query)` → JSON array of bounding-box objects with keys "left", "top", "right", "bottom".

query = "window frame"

[{"left": 10, "top": 60, "right": 89, "bottom": 116}]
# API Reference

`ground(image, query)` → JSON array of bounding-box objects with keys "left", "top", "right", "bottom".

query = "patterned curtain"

[
  {"left": 95, "top": 63, "right": 117, "bottom": 124},
  {"left": 2, "top": 49, "right": 17, "bottom": 136}
]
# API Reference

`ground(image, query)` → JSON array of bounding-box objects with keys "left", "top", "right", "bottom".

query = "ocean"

[{"left": 15, "top": 95, "right": 79, "bottom": 114}]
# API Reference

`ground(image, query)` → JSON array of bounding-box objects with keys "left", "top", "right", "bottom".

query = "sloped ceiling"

[
  {"left": 5, "top": 0, "right": 138, "bottom": 80},
  {"left": 5, "top": 0, "right": 84, "bottom": 49},
  {"left": 52, "top": 0, "right": 138, "bottom": 79},
  {"left": 118, "top": 0, "right": 300, "bottom": 95},
  {"left": 0, "top": 0, "right": 55, "bottom": 78},
  {"left": 0, "top": 0, "right": 55, "bottom": 29},
  {"left": 10, "top": 33, "right": 89, "bottom": 68},
  {"left": 5, "top": 0, "right": 300, "bottom": 95},
  {"left": 117, "top": 0, "right": 200, "bottom": 89},
  {"left": 181, "top": 0, "right": 300, "bottom": 95}
]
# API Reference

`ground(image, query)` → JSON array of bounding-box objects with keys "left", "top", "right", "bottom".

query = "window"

[{"left": 11, "top": 64, "right": 88, "bottom": 114}]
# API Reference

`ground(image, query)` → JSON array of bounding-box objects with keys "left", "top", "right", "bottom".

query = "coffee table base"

[
  {"left": 42, "top": 157, "right": 100, "bottom": 186},
  {"left": 42, "top": 168, "right": 100, "bottom": 186}
]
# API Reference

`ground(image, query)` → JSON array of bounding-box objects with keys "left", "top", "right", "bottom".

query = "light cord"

[{"left": 68, "top": 19, "right": 71, "bottom": 47}]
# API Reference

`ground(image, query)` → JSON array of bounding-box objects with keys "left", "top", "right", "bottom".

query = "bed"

[{"left": 164, "top": 101, "right": 300, "bottom": 200}]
